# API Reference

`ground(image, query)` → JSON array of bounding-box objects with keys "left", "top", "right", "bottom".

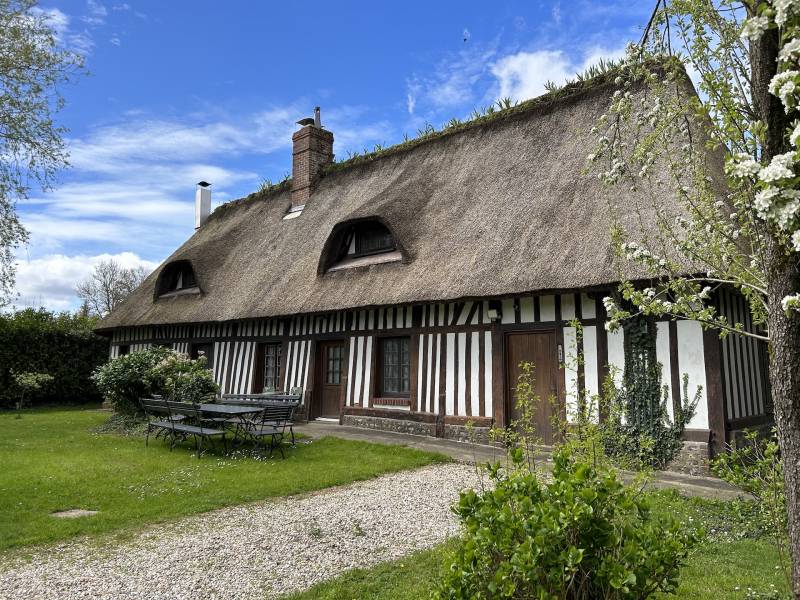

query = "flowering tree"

[{"left": 588, "top": 0, "right": 800, "bottom": 592}]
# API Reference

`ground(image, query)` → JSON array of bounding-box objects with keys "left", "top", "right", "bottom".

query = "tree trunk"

[
  {"left": 752, "top": 14, "right": 800, "bottom": 597},
  {"left": 768, "top": 258, "right": 800, "bottom": 597}
]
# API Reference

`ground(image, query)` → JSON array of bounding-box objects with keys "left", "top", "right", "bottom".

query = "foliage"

[
  {"left": 0, "top": 308, "right": 107, "bottom": 409},
  {"left": 10, "top": 370, "right": 53, "bottom": 414},
  {"left": 0, "top": 407, "right": 450, "bottom": 551},
  {"left": 145, "top": 351, "right": 218, "bottom": 404},
  {"left": 561, "top": 319, "right": 699, "bottom": 471},
  {"left": 75, "top": 259, "right": 150, "bottom": 317},
  {"left": 433, "top": 447, "right": 699, "bottom": 600},
  {"left": 488, "top": 361, "right": 549, "bottom": 471},
  {"left": 602, "top": 316, "right": 701, "bottom": 469},
  {"left": 713, "top": 429, "right": 790, "bottom": 588},
  {"left": 91, "top": 346, "right": 218, "bottom": 415},
  {"left": 0, "top": 0, "right": 84, "bottom": 305}
]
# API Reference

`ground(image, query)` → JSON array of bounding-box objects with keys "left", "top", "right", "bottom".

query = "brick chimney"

[{"left": 291, "top": 107, "right": 333, "bottom": 209}]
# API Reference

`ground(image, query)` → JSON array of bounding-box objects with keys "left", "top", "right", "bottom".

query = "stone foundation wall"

[
  {"left": 341, "top": 414, "right": 436, "bottom": 437},
  {"left": 666, "top": 441, "right": 712, "bottom": 477},
  {"left": 443, "top": 424, "right": 492, "bottom": 445}
]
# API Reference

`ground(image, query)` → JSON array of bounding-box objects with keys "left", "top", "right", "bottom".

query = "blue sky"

[{"left": 14, "top": 0, "right": 652, "bottom": 311}]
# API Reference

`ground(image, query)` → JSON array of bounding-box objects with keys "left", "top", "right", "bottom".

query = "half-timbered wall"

[
  {"left": 107, "top": 290, "right": 758, "bottom": 434},
  {"left": 717, "top": 287, "right": 770, "bottom": 424}
]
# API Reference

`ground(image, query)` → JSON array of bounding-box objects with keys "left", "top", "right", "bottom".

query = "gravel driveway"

[{"left": 0, "top": 462, "right": 482, "bottom": 600}]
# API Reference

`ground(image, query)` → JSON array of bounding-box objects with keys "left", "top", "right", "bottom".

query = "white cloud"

[
  {"left": 109, "top": 35, "right": 121, "bottom": 46},
  {"left": 491, "top": 50, "right": 572, "bottom": 102},
  {"left": 83, "top": 0, "right": 108, "bottom": 25},
  {"left": 112, "top": 3, "right": 131, "bottom": 10},
  {"left": 13, "top": 252, "right": 157, "bottom": 311},
  {"left": 490, "top": 45, "right": 628, "bottom": 103}
]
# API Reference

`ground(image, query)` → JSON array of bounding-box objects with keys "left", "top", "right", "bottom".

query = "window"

[
  {"left": 156, "top": 260, "right": 199, "bottom": 297},
  {"left": 190, "top": 342, "right": 213, "bottom": 367},
  {"left": 259, "top": 343, "right": 282, "bottom": 392},
  {"left": 326, "top": 345, "right": 343, "bottom": 384},
  {"left": 320, "top": 219, "right": 402, "bottom": 273},
  {"left": 118, "top": 344, "right": 130, "bottom": 356},
  {"left": 352, "top": 222, "right": 395, "bottom": 257},
  {"left": 379, "top": 337, "right": 410, "bottom": 396}
]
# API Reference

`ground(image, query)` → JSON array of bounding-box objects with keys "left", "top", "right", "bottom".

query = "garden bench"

[{"left": 140, "top": 397, "right": 227, "bottom": 455}]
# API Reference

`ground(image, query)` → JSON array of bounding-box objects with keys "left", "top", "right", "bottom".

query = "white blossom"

[
  {"left": 759, "top": 152, "right": 796, "bottom": 183},
  {"left": 775, "top": 0, "right": 800, "bottom": 27},
  {"left": 754, "top": 186, "right": 781, "bottom": 217},
  {"left": 741, "top": 15, "right": 770, "bottom": 40},
  {"left": 792, "top": 122, "right": 800, "bottom": 147},
  {"left": 793, "top": 229, "right": 800, "bottom": 252},
  {"left": 769, "top": 70, "right": 800, "bottom": 111},
  {"left": 777, "top": 190, "right": 800, "bottom": 229},
  {"left": 782, "top": 293, "right": 800, "bottom": 312},
  {"left": 726, "top": 153, "right": 762, "bottom": 178},
  {"left": 780, "top": 38, "right": 800, "bottom": 63}
]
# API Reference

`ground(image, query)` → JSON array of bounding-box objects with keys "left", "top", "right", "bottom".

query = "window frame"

[
  {"left": 253, "top": 342, "right": 283, "bottom": 393},
  {"left": 376, "top": 336, "right": 411, "bottom": 398}
]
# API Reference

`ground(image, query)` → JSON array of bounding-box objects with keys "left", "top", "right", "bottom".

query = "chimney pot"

[
  {"left": 291, "top": 107, "right": 333, "bottom": 209},
  {"left": 195, "top": 182, "right": 211, "bottom": 228}
]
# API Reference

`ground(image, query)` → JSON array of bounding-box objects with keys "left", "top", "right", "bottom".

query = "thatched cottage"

[{"left": 97, "top": 73, "right": 771, "bottom": 464}]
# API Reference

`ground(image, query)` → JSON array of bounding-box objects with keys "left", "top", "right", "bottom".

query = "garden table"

[{"left": 198, "top": 403, "right": 263, "bottom": 444}]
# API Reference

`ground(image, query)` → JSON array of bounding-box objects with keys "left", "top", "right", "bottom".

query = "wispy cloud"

[
  {"left": 19, "top": 102, "right": 392, "bottom": 303},
  {"left": 82, "top": 0, "right": 108, "bottom": 26}
]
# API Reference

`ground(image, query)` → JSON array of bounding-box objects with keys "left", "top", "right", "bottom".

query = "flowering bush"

[
  {"left": 91, "top": 346, "right": 218, "bottom": 415},
  {"left": 146, "top": 351, "right": 218, "bottom": 404}
]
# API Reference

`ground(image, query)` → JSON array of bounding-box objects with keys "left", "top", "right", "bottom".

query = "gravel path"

[{"left": 0, "top": 463, "right": 482, "bottom": 600}]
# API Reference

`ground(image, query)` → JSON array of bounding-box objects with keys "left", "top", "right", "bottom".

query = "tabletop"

[{"left": 198, "top": 404, "right": 262, "bottom": 416}]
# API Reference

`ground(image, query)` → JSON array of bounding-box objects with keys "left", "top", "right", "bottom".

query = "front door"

[
  {"left": 505, "top": 331, "right": 560, "bottom": 444},
  {"left": 313, "top": 341, "right": 345, "bottom": 419}
]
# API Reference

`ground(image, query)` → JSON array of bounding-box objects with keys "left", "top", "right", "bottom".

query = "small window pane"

[
  {"left": 263, "top": 343, "right": 282, "bottom": 391},
  {"left": 381, "top": 337, "right": 409, "bottom": 395},
  {"left": 326, "top": 346, "right": 342, "bottom": 384}
]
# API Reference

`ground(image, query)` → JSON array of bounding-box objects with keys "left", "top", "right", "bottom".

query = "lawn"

[
  {"left": 0, "top": 406, "right": 449, "bottom": 552},
  {"left": 285, "top": 488, "right": 790, "bottom": 600}
]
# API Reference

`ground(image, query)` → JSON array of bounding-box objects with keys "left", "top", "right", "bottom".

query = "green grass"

[
  {"left": 284, "top": 490, "right": 790, "bottom": 600},
  {"left": 0, "top": 407, "right": 448, "bottom": 553}
]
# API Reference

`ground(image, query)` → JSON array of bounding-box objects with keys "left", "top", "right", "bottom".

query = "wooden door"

[
  {"left": 505, "top": 331, "right": 560, "bottom": 444},
  {"left": 313, "top": 341, "right": 345, "bottom": 419}
]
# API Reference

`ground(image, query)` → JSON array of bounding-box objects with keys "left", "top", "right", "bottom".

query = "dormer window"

[
  {"left": 349, "top": 222, "right": 395, "bottom": 257},
  {"left": 155, "top": 260, "right": 200, "bottom": 298},
  {"left": 319, "top": 218, "right": 403, "bottom": 273}
]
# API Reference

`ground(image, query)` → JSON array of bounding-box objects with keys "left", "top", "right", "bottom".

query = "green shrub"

[
  {"left": 433, "top": 448, "right": 698, "bottom": 600},
  {"left": 713, "top": 429, "right": 790, "bottom": 589},
  {"left": 91, "top": 346, "right": 219, "bottom": 415},
  {"left": 0, "top": 309, "right": 108, "bottom": 409},
  {"left": 11, "top": 371, "right": 55, "bottom": 414}
]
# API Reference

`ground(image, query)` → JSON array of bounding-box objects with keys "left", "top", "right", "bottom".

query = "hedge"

[{"left": 0, "top": 309, "right": 109, "bottom": 409}]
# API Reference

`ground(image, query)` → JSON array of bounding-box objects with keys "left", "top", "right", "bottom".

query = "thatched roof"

[{"left": 98, "top": 71, "right": 706, "bottom": 331}]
